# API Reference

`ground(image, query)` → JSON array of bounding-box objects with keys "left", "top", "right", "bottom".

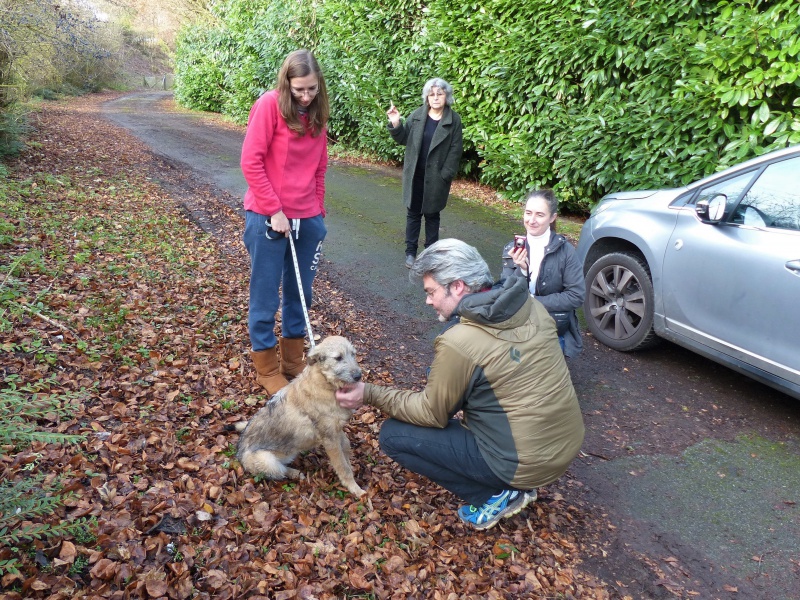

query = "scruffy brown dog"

[{"left": 230, "top": 336, "right": 365, "bottom": 497}]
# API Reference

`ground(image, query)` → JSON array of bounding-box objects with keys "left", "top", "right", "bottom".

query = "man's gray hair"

[
  {"left": 422, "top": 78, "right": 454, "bottom": 106},
  {"left": 410, "top": 239, "right": 492, "bottom": 292}
]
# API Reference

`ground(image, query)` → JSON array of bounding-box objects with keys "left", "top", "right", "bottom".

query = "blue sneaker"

[{"left": 457, "top": 490, "right": 533, "bottom": 530}]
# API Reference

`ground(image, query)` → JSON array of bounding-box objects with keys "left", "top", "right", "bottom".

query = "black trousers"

[
  {"left": 404, "top": 177, "right": 440, "bottom": 256},
  {"left": 379, "top": 418, "right": 519, "bottom": 507}
]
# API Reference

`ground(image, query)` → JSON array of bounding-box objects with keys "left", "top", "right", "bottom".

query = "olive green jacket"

[
  {"left": 363, "top": 276, "right": 585, "bottom": 489},
  {"left": 388, "top": 105, "right": 463, "bottom": 213}
]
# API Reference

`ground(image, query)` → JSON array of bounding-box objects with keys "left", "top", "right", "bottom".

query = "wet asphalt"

[{"left": 101, "top": 91, "right": 800, "bottom": 599}]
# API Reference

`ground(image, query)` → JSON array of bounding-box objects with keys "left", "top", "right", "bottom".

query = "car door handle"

[{"left": 786, "top": 260, "right": 800, "bottom": 275}]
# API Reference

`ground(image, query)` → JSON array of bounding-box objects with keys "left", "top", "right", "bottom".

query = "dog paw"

[
  {"left": 285, "top": 468, "right": 304, "bottom": 480},
  {"left": 349, "top": 485, "right": 366, "bottom": 497}
]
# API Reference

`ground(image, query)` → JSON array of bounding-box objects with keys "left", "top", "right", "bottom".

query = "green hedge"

[
  {"left": 174, "top": 0, "right": 800, "bottom": 212},
  {"left": 174, "top": 1, "right": 320, "bottom": 119},
  {"left": 316, "top": 0, "right": 439, "bottom": 161}
]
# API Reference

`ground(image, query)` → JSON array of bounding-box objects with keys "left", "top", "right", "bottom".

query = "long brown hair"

[{"left": 276, "top": 49, "right": 329, "bottom": 137}]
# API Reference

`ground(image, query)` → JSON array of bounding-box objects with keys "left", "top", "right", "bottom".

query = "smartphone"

[{"left": 513, "top": 235, "right": 526, "bottom": 249}]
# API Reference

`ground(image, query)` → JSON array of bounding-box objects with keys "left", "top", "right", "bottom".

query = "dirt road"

[{"left": 102, "top": 92, "right": 800, "bottom": 599}]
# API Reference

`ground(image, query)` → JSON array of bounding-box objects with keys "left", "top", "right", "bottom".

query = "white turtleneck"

[{"left": 526, "top": 227, "right": 550, "bottom": 294}]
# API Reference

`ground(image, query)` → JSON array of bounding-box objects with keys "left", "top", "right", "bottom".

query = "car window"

[
  {"left": 694, "top": 170, "right": 757, "bottom": 215},
  {"left": 733, "top": 156, "right": 800, "bottom": 231}
]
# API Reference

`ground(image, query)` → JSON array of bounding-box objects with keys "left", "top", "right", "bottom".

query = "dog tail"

[
  {"left": 239, "top": 449, "right": 291, "bottom": 479},
  {"left": 224, "top": 421, "right": 248, "bottom": 433}
]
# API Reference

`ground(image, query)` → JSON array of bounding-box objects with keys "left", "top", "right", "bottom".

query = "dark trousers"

[
  {"left": 405, "top": 209, "right": 440, "bottom": 256},
  {"left": 379, "top": 418, "right": 518, "bottom": 506},
  {"left": 404, "top": 177, "right": 440, "bottom": 256}
]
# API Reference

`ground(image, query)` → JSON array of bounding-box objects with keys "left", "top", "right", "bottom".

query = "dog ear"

[{"left": 307, "top": 344, "right": 322, "bottom": 365}]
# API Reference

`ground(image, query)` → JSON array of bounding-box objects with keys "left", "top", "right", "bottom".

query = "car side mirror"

[{"left": 696, "top": 193, "right": 726, "bottom": 223}]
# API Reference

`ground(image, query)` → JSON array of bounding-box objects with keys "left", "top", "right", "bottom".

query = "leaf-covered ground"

[{"left": 0, "top": 94, "right": 612, "bottom": 599}]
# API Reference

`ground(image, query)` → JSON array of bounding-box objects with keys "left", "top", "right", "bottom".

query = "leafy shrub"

[
  {"left": 32, "top": 89, "right": 59, "bottom": 101},
  {"left": 173, "top": 25, "right": 229, "bottom": 113},
  {"left": 32, "top": 83, "right": 87, "bottom": 100},
  {"left": 174, "top": 0, "right": 800, "bottom": 212},
  {"left": 219, "top": 0, "right": 321, "bottom": 122},
  {"left": 0, "top": 382, "right": 89, "bottom": 576},
  {"left": 174, "top": 0, "right": 322, "bottom": 121},
  {"left": 0, "top": 104, "right": 29, "bottom": 158},
  {"left": 0, "top": 0, "right": 124, "bottom": 100},
  {"left": 316, "top": 0, "right": 437, "bottom": 159},
  {"left": 0, "top": 473, "right": 97, "bottom": 577}
]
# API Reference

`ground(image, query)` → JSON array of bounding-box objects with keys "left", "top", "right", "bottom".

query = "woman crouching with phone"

[{"left": 501, "top": 189, "right": 584, "bottom": 357}]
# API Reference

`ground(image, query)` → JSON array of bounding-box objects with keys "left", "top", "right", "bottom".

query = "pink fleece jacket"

[{"left": 241, "top": 90, "right": 327, "bottom": 218}]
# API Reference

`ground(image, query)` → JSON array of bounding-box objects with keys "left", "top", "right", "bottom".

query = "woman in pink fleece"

[{"left": 241, "top": 49, "right": 329, "bottom": 394}]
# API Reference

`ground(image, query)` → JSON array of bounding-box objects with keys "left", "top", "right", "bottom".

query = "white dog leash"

[
  {"left": 287, "top": 223, "right": 316, "bottom": 349},
  {"left": 265, "top": 217, "right": 316, "bottom": 349}
]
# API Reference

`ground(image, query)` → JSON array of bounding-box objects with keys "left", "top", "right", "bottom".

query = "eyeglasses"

[
  {"left": 290, "top": 85, "right": 319, "bottom": 99},
  {"left": 428, "top": 91, "right": 446, "bottom": 98},
  {"left": 424, "top": 283, "right": 449, "bottom": 299}
]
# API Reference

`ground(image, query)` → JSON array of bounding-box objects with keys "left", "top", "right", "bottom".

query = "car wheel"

[{"left": 584, "top": 252, "right": 659, "bottom": 351}]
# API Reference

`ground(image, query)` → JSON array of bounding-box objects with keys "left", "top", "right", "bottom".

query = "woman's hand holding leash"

[{"left": 269, "top": 210, "right": 290, "bottom": 236}]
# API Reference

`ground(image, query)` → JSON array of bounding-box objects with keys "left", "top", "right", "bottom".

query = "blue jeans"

[
  {"left": 243, "top": 211, "right": 326, "bottom": 351},
  {"left": 379, "top": 418, "right": 522, "bottom": 507}
]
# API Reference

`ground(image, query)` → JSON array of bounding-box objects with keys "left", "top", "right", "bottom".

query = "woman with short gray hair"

[{"left": 386, "top": 78, "right": 463, "bottom": 269}]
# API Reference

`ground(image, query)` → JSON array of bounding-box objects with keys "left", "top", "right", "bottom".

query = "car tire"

[{"left": 584, "top": 252, "right": 659, "bottom": 351}]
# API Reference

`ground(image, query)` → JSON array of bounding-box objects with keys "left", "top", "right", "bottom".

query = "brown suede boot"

[
  {"left": 279, "top": 337, "right": 306, "bottom": 379},
  {"left": 250, "top": 348, "right": 288, "bottom": 394}
]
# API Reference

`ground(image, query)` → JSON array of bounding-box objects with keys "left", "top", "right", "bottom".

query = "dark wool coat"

[{"left": 388, "top": 105, "right": 463, "bottom": 213}]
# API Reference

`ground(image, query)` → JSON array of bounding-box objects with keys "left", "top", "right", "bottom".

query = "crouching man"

[{"left": 336, "top": 239, "right": 584, "bottom": 530}]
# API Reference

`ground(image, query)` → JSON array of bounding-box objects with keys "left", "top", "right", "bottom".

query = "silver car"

[{"left": 576, "top": 145, "right": 800, "bottom": 400}]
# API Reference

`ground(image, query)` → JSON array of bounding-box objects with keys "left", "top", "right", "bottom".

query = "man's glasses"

[
  {"left": 291, "top": 85, "right": 319, "bottom": 99},
  {"left": 425, "top": 283, "right": 449, "bottom": 299}
]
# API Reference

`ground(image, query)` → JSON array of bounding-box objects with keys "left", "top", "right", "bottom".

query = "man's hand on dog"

[{"left": 336, "top": 382, "right": 365, "bottom": 410}]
